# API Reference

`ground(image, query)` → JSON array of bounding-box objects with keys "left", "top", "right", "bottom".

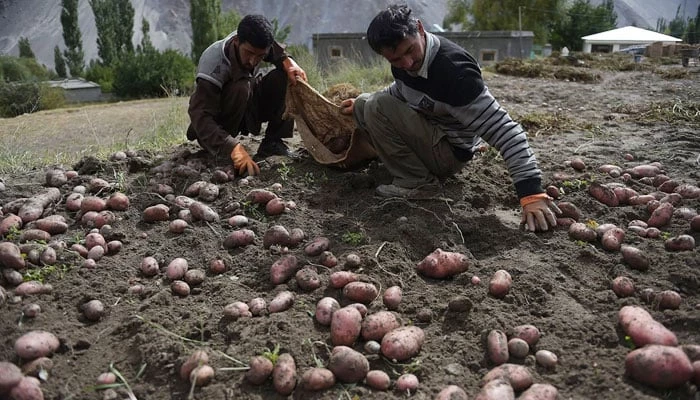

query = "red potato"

[
  {"left": 612, "top": 186, "right": 639, "bottom": 204},
  {"left": 171, "top": 280, "right": 191, "bottom": 296},
  {"left": 14, "top": 330, "right": 60, "bottom": 359},
  {"left": 0, "top": 241, "right": 25, "bottom": 269},
  {"left": 488, "top": 270, "right": 512, "bottom": 299},
  {"left": 331, "top": 306, "right": 363, "bottom": 346},
  {"left": 140, "top": 256, "right": 159, "bottom": 276},
  {"left": 92, "top": 211, "right": 116, "bottom": 228},
  {"left": 82, "top": 299, "right": 105, "bottom": 321},
  {"left": 18, "top": 187, "right": 61, "bottom": 223},
  {"left": 315, "top": 297, "right": 340, "bottom": 325},
  {"left": 228, "top": 215, "right": 248, "bottom": 227},
  {"left": 647, "top": 202, "right": 673, "bottom": 228},
  {"left": 556, "top": 201, "right": 581, "bottom": 221},
  {"left": 248, "top": 297, "right": 267, "bottom": 316},
  {"left": 395, "top": 373, "right": 419, "bottom": 392},
  {"left": 245, "top": 355, "right": 273, "bottom": 385},
  {"left": 482, "top": 363, "right": 533, "bottom": 391},
  {"left": 598, "top": 164, "right": 622, "bottom": 175},
  {"left": 383, "top": 286, "right": 402, "bottom": 310},
  {"left": 656, "top": 290, "right": 682, "bottom": 310},
  {"left": 19, "top": 229, "right": 51, "bottom": 243},
  {"left": 557, "top": 218, "right": 576, "bottom": 228},
  {"left": 169, "top": 219, "right": 188, "bottom": 234},
  {"left": 545, "top": 185, "right": 560, "bottom": 199},
  {"left": 328, "top": 346, "right": 369, "bottom": 383},
  {"left": 184, "top": 269, "right": 205, "bottom": 286},
  {"left": 29, "top": 215, "right": 67, "bottom": 235},
  {"left": 620, "top": 245, "right": 649, "bottom": 271},
  {"left": 288, "top": 228, "right": 306, "bottom": 246},
  {"left": 344, "top": 253, "right": 362, "bottom": 268},
  {"left": 348, "top": 303, "right": 368, "bottom": 317},
  {"left": 535, "top": 350, "right": 558, "bottom": 368},
  {"left": 659, "top": 193, "right": 683, "bottom": 206},
  {"left": 265, "top": 197, "right": 286, "bottom": 215},
  {"left": 435, "top": 385, "right": 469, "bottom": 400},
  {"left": 89, "top": 177, "right": 111, "bottom": 193},
  {"left": 588, "top": 182, "right": 619, "bottom": 207},
  {"left": 80, "top": 196, "right": 107, "bottom": 213},
  {"left": 166, "top": 258, "right": 188, "bottom": 280},
  {"left": 190, "top": 365, "right": 215, "bottom": 386},
  {"left": 304, "top": 236, "right": 330, "bottom": 256},
  {"left": 612, "top": 276, "right": 635, "bottom": 298},
  {"left": 179, "top": 350, "right": 209, "bottom": 381},
  {"left": 416, "top": 248, "right": 469, "bottom": 278},
  {"left": 568, "top": 222, "right": 596, "bottom": 242},
  {"left": 0, "top": 213, "right": 22, "bottom": 236},
  {"left": 22, "top": 357, "right": 53, "bottom": 378},
  {"left": 487, "top": 330, "right": 509, "bottom": 365},
  {"left": 365, "top": 370, "right": 391, "bottom": 391},
  {"left": 628, "top": 194, "right": 656, "bottom": 205},
  {"left": 329, "top": 271, "right": 358, "bottom": 288},
  {"left": 0, "top": 361, "right": 23, "bottom": 394},
  {"left": 268, "top": 291, "right": 294, "bottom": 313},
  {"left": 223, "top": 229, "right": 256, "bottom": 248},
  {"left": 318, "top": 251, "right": 338, "bottom": 267},
  {"left": 209, "top": 259, "right": 226, "bottom": 274},
  {"left": 272, "top": 353, "right": 297, "bottom": 395},
  {"left": 674, "top": 183, "right": 700, "bottom": 199},
  {"left": 664, "top": 234, "right": 695, "bottom": 251},
  {"left": 342, "top": 281, "right": 379, "bottom": 304},
  {"left": 184, "top": 181, "right": 206, "bottom": 197},
  {"left": 80, "top": 211, "right": 98, "bottom": 226},
  {"left": 518, "top": 383, "right": 559, "bottom": 400},
  {"left": 295, "top": 266, "right": 321, "bottom": 291},
  {"left": 9, "top": 376, "right": 44, "bottom": 400},
  {"left": 507, "top": 338, "right": 529, "bottom": 358},
  {"left": 45, "top": 168, "right": 67, "bottom": 187},
  {"left": 211, "top": 169, "right": 229, "bottom": 183},
  {"left": 14, "top": 281, "right": 52, "bottom": 296},
  {"left": 197, "top": 183, "right": 219, "bottom": 202},
  {"left": 300, "top": 367, "right": 335, "bottom": 391},
  {"left": 106, "top": 192, "right": 129, "bottom": 211},
  {"left": 654, "top": 175, "right": 673, "bottom": 188},
  {"left": 618, "top": 305, "right": 677, "bottom": 347},
  {"left": 625, "top": 345, "right": 693, "bottom": 389},
  {"left": 510, "top": 324, "right": 540, "bottom": 346},
  {"left": 474, "top": 378, "right": 515, "bottom": 400},
  {"left": 143, "top": 204, "right": 170, "bottom": 222},
  {"left": 189, "top": 201, "right": 219, "bottom": 222},
  {"left": 627, "top": 164, "right": 662, "bottom": 178},
  {"left": 569, "top": 157, "right": 585, "bottom": 171},
  {"left": 270, "top": 255, "right": 299, "bottom": 285},
  {"left": 361, "top": 311, "right": 401, "bottom": 341},
  {"left": 600, "top": 227, "right": 625, "bottom": 251},
  {"left": 223, "top": 302, "right": 252, "bottom": 319},
  {"left": 381, "top": 326, "right": 425, "bottom": 361},
  {"left": 246, "top": 189, "right": 277, "bottom": 205},
  {"left": 263, "top": 225, "right": 291, "bottom": 248}
]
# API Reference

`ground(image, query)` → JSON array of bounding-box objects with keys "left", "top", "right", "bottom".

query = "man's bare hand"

[
  {"left": 340, "top": 98, "right": 355, "bottom": 115},
  {"left": 282, "top": 57, "right": 307, "bottom": 85}
]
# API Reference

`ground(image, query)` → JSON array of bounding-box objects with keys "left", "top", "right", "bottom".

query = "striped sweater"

[{"left": 386, "top": 32, "right": 543, "bottom": 198}]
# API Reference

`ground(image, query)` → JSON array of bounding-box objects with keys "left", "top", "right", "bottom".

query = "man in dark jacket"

[
  {"left": 186, "top": 14, "right": 307, "bottom": 176},
  {"left": 340, "top": 4, "right": 560, "bottom": 232}
]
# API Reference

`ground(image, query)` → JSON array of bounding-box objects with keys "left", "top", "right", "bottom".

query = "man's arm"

[{"left": 188, "top": 79, "right": 238, "bottom": 158}]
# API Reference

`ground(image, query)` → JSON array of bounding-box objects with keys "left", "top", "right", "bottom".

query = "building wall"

[
  {"left": 63, "top": 87, "right": 103, "bottom": 103},
  {"left": 312, "top": 31, "right": 534, "bottom": 70}
]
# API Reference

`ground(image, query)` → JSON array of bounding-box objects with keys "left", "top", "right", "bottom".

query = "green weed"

[{"left": 341, "top": 232, "right": 364, "bottom": 246}]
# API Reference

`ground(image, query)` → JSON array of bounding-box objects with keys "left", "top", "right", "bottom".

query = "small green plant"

[
  {"left": 623, "top": 335, "right": 636, "bottom": 349},
  {"left": 262, "top": 343, "right": 281, "bottom": 365},
  {"left": 277, "top": 163, "right": 293, "bottom": 182},
  {"left": 241, "top": 201, "right": 266, "bottom": 222},
  {"left": 341, "top": 232, "right": 364, "bottom": 246},
  {"left": 561, "top": 179, "right": 589, "bottom": 192},
  {"left": 585, "top": 219, "right": 599, "bottom": 230},
  {"left": 3, "top": 225, "right": 21, "bottom": 241},
  {"left": 23, "top": 264, "right": 69, "bottom": 283},
  {"left": 660, "top": 231, "right": 672, "bottom": 240}
]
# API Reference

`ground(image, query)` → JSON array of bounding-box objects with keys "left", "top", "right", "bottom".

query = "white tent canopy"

[{"left": 581, "top": 26, "right": 682, "bottom": 53}]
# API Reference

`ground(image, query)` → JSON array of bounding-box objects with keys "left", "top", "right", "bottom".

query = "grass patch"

[
  {"left": 612, "top": 99, "right": 700, "bottom": 126},
  {"left": 495, "top": 58, "right": 602, "bottom": 83}
]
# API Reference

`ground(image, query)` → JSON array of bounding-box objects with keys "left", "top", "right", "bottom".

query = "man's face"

[
  {"left": 379, "top": 21, "right": 426, "bottom": 72},
  {"left": 234, "top": 38, "right": 269, "bottom": 71}
]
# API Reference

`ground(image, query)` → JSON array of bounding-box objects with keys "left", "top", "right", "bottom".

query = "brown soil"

[{"left": 0, "top": 65, "right": 699, "bottom": 400}]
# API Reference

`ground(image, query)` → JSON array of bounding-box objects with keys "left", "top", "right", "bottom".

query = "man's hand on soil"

[{"left": 231, "top": 144, "right": 260, "bottom": 176}]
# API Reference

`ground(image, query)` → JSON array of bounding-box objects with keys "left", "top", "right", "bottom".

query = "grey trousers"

[{"left": 353, "top": 92, "right": 465, "bottom": 188}]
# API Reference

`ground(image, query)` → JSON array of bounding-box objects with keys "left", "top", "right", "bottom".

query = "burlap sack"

[{"left": 284, "top": 79, "right": 377, "bottom": 169}]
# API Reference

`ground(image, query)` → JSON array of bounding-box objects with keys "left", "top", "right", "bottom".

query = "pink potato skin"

[
  {"left": 330, "top": 306, "right": 362, "bottom": 346},
  {"left": 361, "top": 311, "right": 401, "bottom": 342},
  {"left": 365, "top": 370, "right": 391, "bottom": 391},
  {"left": 315, "top": 297, "right": 340, "bottom": 326},
  {"left": 328, "top": 271, "right": 358, "bottom": 288},
  {"left": 0, "top": 361, "right": 23, "bottom": 393},
  {"left": 9, "top": 376, "right": 44, "bottom": 400},
  {"left": 482, "top": 363, "right": 533, "bottom": 391},
  {"left": 510, "top": 324, "right": 540, "bottom": 346},
  {"left": 474, "top": 378, "right": 515, "bottom": 400},
  {"left": 272, "top": 353, "right": 297, "bottom": 395},
  {"left": 588, "top": 182, "right": 619, "bottom": 207},
  {"left": 383, "top": 286, "right": 402, "bottom": 310},
  {"left": 416, "top": 248, "right": 469, "bottom": 278},
  {"left": 518, "top": 383, "right": 559, "bottom": 400},
  {"left": 487, "top": 330, "right": 509, "bottom": 365},
  {"left": 269, "top": 255, "right": 299, "bottom": 285},
  {"left": 625, "top": 345, "right": 693, "bottom": 389},
  {"left": 342, "top": 282, "right": 378, "bottom": 304},
  {"left": 380, "top": 326, "right": 425, "bottom": 361},
  {"left": 328, "top": 346, "right": 369, "bottom": 383},
  {"left": 245, "top": 356, "right": 273, "bottom": 385},
  {"left": 268, "top": 291, "right": 294, "bottom": 313},
  {"left": 488, "top": 270, "right": 512, "bottom": 298},
  {"left": 14, "top": 330, "right": 60, "bottom": 360},
  {"left": 647, "top": 202, "right": 674, "bottom": 228},
  {"left": 300, "top": 367, "right": 335, "bottom": 391},
  {"left": 618, "top": 305, "right": 677, "bottom": 347},
  {"left": 435, "top": 385, "right": 469, "bottom": 400}
]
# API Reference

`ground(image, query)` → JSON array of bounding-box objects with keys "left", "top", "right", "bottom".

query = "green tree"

[
  {"left": 61, "top": 0, "right": 85, "bottom": 77},
  {"left": 689, "top": 5, "right": 700, "bottom": 44},
  {"left": 18, "top": 37, "right": 35, "bottom": 59},
  {"left": 190, "top": 0, "right": 221, "bottom": 62},
  {"left": 113, "top": 49, "right": 194, "bottom": 98},
  {"left": 550, "top": 0, "right": 617, "bottom": 51},
  {"left": 271, "top": 18, "right": 291, "bottom": 43},
  {"left": 217, "top": 8, "right": 242, "bottom": 39},
  {"left": 667, "top": 6, "right": 686, "bottom": 39},
  {"left": 139, "top": 18, "right": 154, "bottom": 52},
  {"left": 54, "top": 46, "right": 67, "bottom": 78},
  {"left": 443, "top": 0, "right": 470, "bottom": 30},
  {"left": 469, "top": 0, "right": 566, "bottom": 45},
  {"left": 90, "top": 0, "right": 135, "bottom": 66}
]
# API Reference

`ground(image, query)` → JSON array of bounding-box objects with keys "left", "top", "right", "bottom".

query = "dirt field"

[{"left": 0, "top": 61, "right": 699, "bottom": 400}]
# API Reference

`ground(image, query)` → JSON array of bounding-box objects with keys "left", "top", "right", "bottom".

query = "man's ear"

[{"left": 417, "top": 19, "right": 424, "bottom": 34}]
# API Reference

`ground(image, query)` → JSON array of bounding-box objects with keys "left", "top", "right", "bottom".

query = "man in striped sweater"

[{"left": 340, "top": 4, "right": 560, "bottom": 232}]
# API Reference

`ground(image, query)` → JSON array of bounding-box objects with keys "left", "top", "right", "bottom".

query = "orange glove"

[
  {"left": 520, "top": 193, "right": 561, "bottom": 232},
  {"left": 231, "top": 144, "right": 260, "bottom": 176},
  {"left": 282, "top": 57, "right": 307, "bottom": 85}
]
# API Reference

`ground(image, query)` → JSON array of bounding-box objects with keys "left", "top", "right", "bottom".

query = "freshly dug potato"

[
  {"left": 272, "top": 353, "right": 297, "bottom": 395},
  {"left": 270, "top": 255, "right": 299, "bottom": 285},
  {"left": 304, "top": 236, "right": 330, "bottom": 256},
  {"left": 674, "top": 183, "right": 700, "bottom": 199},
  {"left": 263, "top": 225, "right": 291, "bottom": 248},
  {"left": 245, "top": 355, "right": 273, "bottom": 385},
  {"left": 19, "top": 229, "right": 51, "bottom": 243},
  {"left": 9, "top": 376, "right": 44, "bottom": 400},
  {"left": 65, "top": 193, "right": 84, "bottom": 212},
  {"left": 171, "top": 280, "right": 191, "bottom": 297},
  {"left": 647, "top": 202, "right": 673, "bottom": 228},
  {"left": 486, "top": 330, "right": 509, "bottom": 365},
  {"left": 295, "top": 266, "right": 321, "bottom": 291},
  {"left": 265, "top": 197, "right": 286, "bottom": 216},
  {"left": 198, "top": 183, "right": 219, "bottom": 202},
  {"left": 620, "top": 245, "right": 649, "bottom": 271},
  {"left": 140, "top": 256, "right": 159, "bottom": 276},
  {"left": 625, "top": 345, "right": 693, "bottom": 389},
  {"left": 268, "top": 291, "right": 294, "bottom": 313},
  {"left": 21, "top": 357, "right": 53, "bottom": 379},
  {"left": 315, "top": 297, "right": 340, "bottom": 326},
  {"left": 611, "top": 276, "right": 635, "bottom": 298},
  {"left": 618, "top": 305, "right": 677, "bottom": 347},
  {"left": 601, "top": 227, "right": 625, "bottom": 251},
  {"left": 416, "top": 248, "right": 469, "bottom": 278},
  {"left": 381, "top": 326, "right": 425, "bottom": 361},
  {"left": 329, "top": 271, "right": 358, "bottom": 288},
  {"left": 0, "top": 213, "right": 23, "bottom": 236},
  {"left": 510, "top": 324, "right": 540, "bottom": 346},
  {"left": 190, "top": 364, "right": 215, "bottom": 386},
  {"left": 535, "top": 350, "right": 558, "bottom": 368},
  {"left": 518, "top": 383, "right": 559, "bottom": 400},
  {"left": 383, "top": 286, "right": 402, "bottom": 310},
  {"left": 82, "top": 299, "right": 105, "bottom": 321},
  {"left": 318, "top": 251, "right": 338, "bottom": 267},
  {"left": 435, "top": 385, "right": 469, "bottom": 400},
  {"left": 179, "top": 350, "right": 209, "bottom": 381},
  {"left": 328, "top": 346, "right": 369, "bottom": 383},
  {"left": 288, "top": 228, "right": 306, "bottom": 246},
  {"left": 247, "top": 297, "right": 267, "bottom": 317},
  {"left": 588, "top": 182, "right": 619, "bottom": 207},
  {"left": 223, "top": 302, "right": 252, "bottom": 319},
  {"left": 664, "top": 234, "right": 695, "bottom": 251},
  {"left": 474, "top": 378, "right": 515, "bottom": 400},
  {"left": 29, "top": 215, "right": 67, "bottom": 235},
  {"left": 361, "top": 311, "right": 401, "bottom": 342},
  {"left": 627, "top": 164, "right": 662, "bottom": 178},
  {"left": 488, "top": 270, "right": 512, "bottom": 299},
  {"left": 0, "top": 241, "right": 26, "bottom": 269},
  {"left": 395, "top": 373, "right": 419, "bottom": 392},
  {"left": 223, "top": 229, "right": 256, "bottom": 248},
  {"left": 14, "top": 281, "right": 52, "bottom": 296},
  {"left": 691, "top": 215, "right": 700, "bottom": 231},
  {"left": 568, "top": 222, "right": 596, "bottom": 242},
  {"left": 106, "top": 192, "right": 130, "bottom": 211},
  {"left": 628, "top": 194, "right": 656, "bottom": 205},
  {"left": 365, "top": 370, "right": 391, "bottom": 391},
  {"left": 14, "top": 330, "right": 60, "bottom": 359},
  {"left": 656, "top": 290, "right": 682, "bottom": 310},
  {"left": 166, "top": 257, "right": 188, "bottom": 280},
  {"left": 342, "top": 281, "right": 379, "bottom": 304},
  {"left": 18, "top": 187, "right": 61, "bottom": 223},
  {"left": 0, "top": 361, "right": 22, "bottom": 393},
  {"left": 482, "top": 363, "right": 533, "bottom": 391},
  {"left": 168, "top": 219, "right": 189, "bottom": 234},
  {"left": 246, "top": 189, "right": 277, "bottom": 205},
  {"left": 331, "top": 306, "right": 363, "bottom": 346},
  {"left": 300, "top": 367, "right": 335, "bottom": 391},
  {"left": 189, "top": 201, "right": 219, "bottom": 222},
  {"left": 507, "top": 338, "right": 529, "bottom": 359},
  {"left": 143, "top": 204, "right": 170, "bottom": 222},
  {"left": 556, "top": 201, "right": 581, "bottom": 221}
]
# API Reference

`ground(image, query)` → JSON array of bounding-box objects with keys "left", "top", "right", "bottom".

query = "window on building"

[
  {"left": 480, "top": 50, "right": 497, "bottom": 63},
  {"left": 330, "top": 47, "right": 342, "bottom": 58},
  {"left": 591, "top": 44, "right": 612, "bottom": 53}
]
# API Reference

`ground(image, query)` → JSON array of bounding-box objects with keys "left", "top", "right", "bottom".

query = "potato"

[
  {"left": 14, "top": 330, "right": 60, "bottom": 359},
  {"left": 365, "top": 370, "right": 391, "bottom": 391},
  {"left": 18, "top": 188, "right": 61, "bottom": 224},
  {"left": 556, "top": 201, "right": 581, "bottom": 221},
  {"left": 80, "top": 196, "right": 107, "bottom": 213},
  {"left": 171, "top": 280, "right": 191, "bottom": 296},
  {"left": 14, "top": 281, "right": 52, "bottom": 297},
  {"left": 488, "top": 270, "right": 512, "bottom": 299},
  {"left": 223, "top": 229, "right": 256, "bottom": 248},
  {"left": 247, "top": 297, "right": 267, "bottom": 317},
  {"left": 482, "top": 363, "right": 533, "bottom": 391},
  {"left": 600, "top": 227, "right": 625, "bottom": 251},
  {"left": 9, "top": 376, "right": 44, "bottom": 400},
  {"left": 140, "top": 256, "right": 159, "bottom": 276},
  {"left": 342, "top": 281, "right": 378, "bottom": 304},
  {"left": 272, "top": 353, "right": 297, "bottom": 395},
  {"left": 0, "top": 241, "right": 26, "bottom": 269},
  {"left": 568, "top": 222, "right": 596, "bottom": 242},
  {"left": 190, "top": 364, "right": 215, "bottom": 386},
  {"left": 664, "top": 234, "right": 695, "bottom": 251},
  {"left": 228, "top": 215, "right": 248, "bottom": 227},
  {"left": 611, "top": 276, "right": 635, "bottom": 298},
  {"left": 328, "top": 346, "right": 369, "bottom": 383},
  {"left": 245, "top": 355, "right": 273, "bottom": 385},
  {"left": 315, "top": 297, "right": 340, "bottom": 326},
  {"left": 435, "top": 385, "right": 469, "bottom": 400},
  {"left": 288, "top": 228, "right": 306, "bottom": 246},
  {"left": 486, "top": 330, "right": 509, "bottom": 365},
  {"left": 612, "top": 186, "right": 638, "bottom": 204},
  {"left": 198, "top": 183, "right": 219, "bottom": 202},
  {"left": 361, "top": 311, "right": 401, "bottom": 342},
  {"left": 166, "top": 257, "right": 188, "bottom": 280},
  {"left": 82, "top": 299, "right": 105, "bottom": 321},
  {"left": 395, "top": 373, "right": 419, "bottom": 392},
  {"left": 265, "top": 197, "right": 286, "bottom": 215},
  {"left": 647, "top": 202, "right": 673, "bottom": 228},
  {"left": 620, "top": 245, "right": 649, "bottom": 271},
  {"left": 474, "top": 378, "right": 515, "bottom": 400},
  {"left": 625, "top": 345, "right": 693, "bottom": 389},
  {"left": 19, "top": 229, "right": 51, "bottom": 243},
  {"left": 518, "top": 383, "right": 559, "bottom": 400},
  {"left": 510, "top": 324, "right": 540, "bottom": 346},
  {"left": 21, "top": 357, "right": 53, "bottom": 378},
  {"left": 588, "top": 182, "right": 619, "bottom": 207},
  {"left": 270, "top": 255, "right": 299, "bottom": 285},
  {"left": 246, "top": 189, "right": 277, "bottom": 205},
  {"left": 209, "top": 259, "right": 226, "bottom": 274},
  {"left": 381, "top": 326, "right": 425, "bottom": 361},
  {"left": 168, "top": 219, "right": 188, "bottom": 234},
  {"left": 569, "top": 157, "right": 585, "bottom": 171},
  {"left": 64, "top": 192, "right": 84, "bottom": 212},
  {"left": 143, "top": 204, "right": 170, "bottom": 222},
  {"left": 0, "top": 213, "right": 23, "bottom": 236},
  {"left": 300, "top": 367, "right": 335, "bottom": 391},
  {"left": 618, "top": 305, "right": 677, "bottom": 347},
  {"left": 627, "top": 164, "right": 662, "bottom": 178},
  {"left": 268, "top": 291, "right": 294, "bottom": 313},
  {"left": 263, "top": 225, "right": 291, "bottom": 248},
  {"left": 318, "top": 251, "right": 338, "bottom": 267},
  {"left": 628, "top": 194, "right": 656, "bottom": 205},
  {"left": 30, "top": 215, "right": 67, "bottom": 235},
  {"left": 692, "top": 361, "right": 700, "bottom": 385},
  {"left": 295, "top": 266, "right": 321, "bottom": 291},
  {"left": 383, "top": 286, "right": 402, "bottom": 310},
  {"left": 535, "top": 349, "right": 558, "bottom": 368},
  {"left": 304, "top": 236, "right": 330, "bottom": 256},
  {"left": 331, "top": 306, "right": 363, "bottom": 346},
  {"left": 691, "top": 215, "right": 700, "bottom": 231},
  {"left": 189, "top": 201, "right": 219, "bottom": 222},
  {"left": 106, "top": 192, "right": 130, "bottom": 211},
  {"left": 0, "top": 361, "right": 23, "bottom": 394},
  {"left": 507, "top": 338, "right": 529, "bottom": 359},
  {"left": 179, "top": 350, "right": 209, "bottom": 381},
  {"left": 329, "top": 271, "right": 358, "bottom": 288},
  {"left": 416, "top": 248, "right": 469, "bottom": 278},
  {"left": 674, "top": 183, "right": 700, "bottom": 199},
  {"left": 656, "top": 290, "right": 681, "bottom": 310}
]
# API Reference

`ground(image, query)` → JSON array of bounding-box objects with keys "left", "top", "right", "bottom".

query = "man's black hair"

[
  {"left": 366, "top": 4, "right": 419, "bottom": 54},
  {"left": 237, "top": 15, "right": 274, "bottom": 49}
]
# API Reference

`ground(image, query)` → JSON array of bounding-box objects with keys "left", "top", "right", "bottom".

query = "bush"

[
  {"left": 0, "top": 56, "right": 50, "bottom": 82},
  {"left": 0, "top": 82, "right": 66, "bottom": 117},
  {"left": 112, "top": 49, "right": 194, "bottom": 99},
  {"left": 39, "top": 85, "right": 66, "bottom": 111},
  {"left": 85, "top": 61, "right": 115, "bottom": 93}
]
